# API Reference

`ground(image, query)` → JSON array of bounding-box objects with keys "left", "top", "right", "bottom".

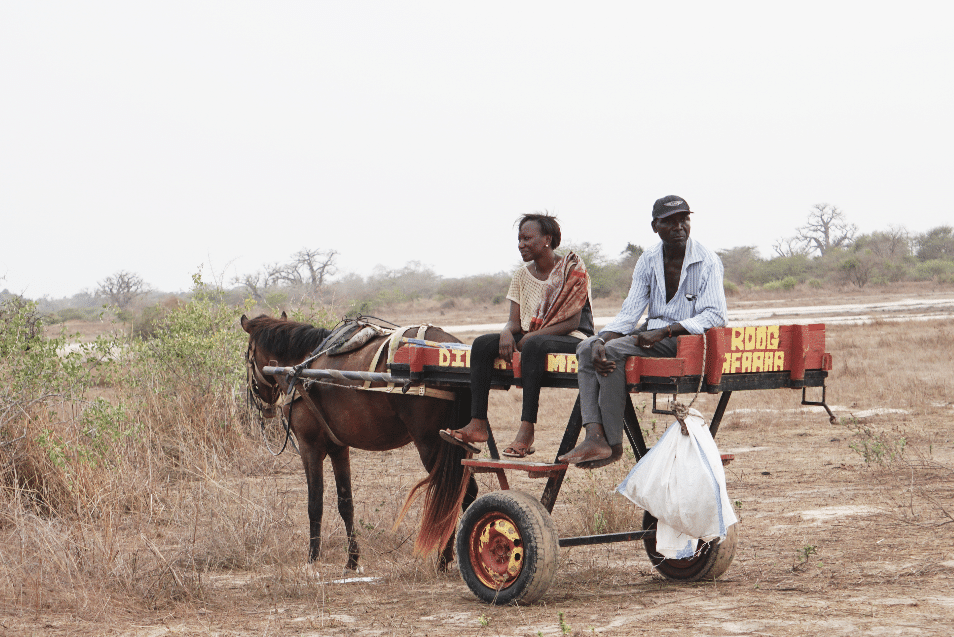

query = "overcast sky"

[{"left": 2, "top": 2, "right": 951, "bottom": 299}]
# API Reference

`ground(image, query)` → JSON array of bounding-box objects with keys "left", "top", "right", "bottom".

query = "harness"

[
  {"left": 246, "top": 339, "right": 296, "bottom": 454},
  {"left": 246, "top": 319, "right": 457, "bottom": 453}
]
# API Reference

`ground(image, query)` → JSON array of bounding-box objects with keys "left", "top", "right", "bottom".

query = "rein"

[{"left": 246, "top": 341, "right": 296, "bottom": 455}]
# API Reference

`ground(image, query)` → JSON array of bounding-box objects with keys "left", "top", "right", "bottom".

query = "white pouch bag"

[{"left": 616, "top": 409, "right": 737, "bottom": 559}]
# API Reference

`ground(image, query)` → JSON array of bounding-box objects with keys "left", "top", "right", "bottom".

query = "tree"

[
  {"left": 795, "top": 204, "right": 858, "bottom": 256},
  {"left": 853, "top": 226, "right": 912, "bottom": 260},
  {"left": 236, "top": 248, "right": 338, "bottom": 301},
  {"left": 96, "top": 271, "right": 146, "bottom": 309},
  {"left": 772, "top": 237, "right": 811, "bottom": 258},
  {"left": 915, "top": 225, "right": 954, "bottom": 261},
  {"left": 839, "top": 253, "right": 876, "bottom": 287},
  {"left": 292, "top": 248, "right": 338, "bottom": 293},
  {"left": 718, "top": 246, "right": 762, "bottom": 283},
  {"left": 235, "top": 271, "right": 273, "bottom": 303}
]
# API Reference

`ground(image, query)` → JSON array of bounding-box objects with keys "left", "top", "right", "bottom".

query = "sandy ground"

[
  {"left": 8, "top": 289, "right": 954, "bottom": 636},
  {"left": 13, "top": 402, "right": 952, "bottom": 637}
]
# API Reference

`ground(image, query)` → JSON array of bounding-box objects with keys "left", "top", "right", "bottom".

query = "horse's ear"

[
  {"left": 240, "top": 314, "right": 250, "bottom": 331},
  {"left": 281, "top": 311, "right": 288, "bottom": 320}
]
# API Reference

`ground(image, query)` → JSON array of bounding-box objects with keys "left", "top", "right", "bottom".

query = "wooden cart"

[{"left": 385, "top": 323, "right": 835, "bottom": 604}]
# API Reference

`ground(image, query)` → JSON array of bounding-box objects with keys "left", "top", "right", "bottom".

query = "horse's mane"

[{"left": 244, "top": 315, "right": 331, "bottom": 360}]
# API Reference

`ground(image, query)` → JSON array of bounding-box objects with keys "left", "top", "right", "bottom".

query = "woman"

[{"left": 440, "top": 213, "right": 594, "bottom": 458}]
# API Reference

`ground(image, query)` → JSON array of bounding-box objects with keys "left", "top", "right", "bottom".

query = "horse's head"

[
  {"left": 241, "top": 313, "right": 287, "bottom": 417},
  {"left": 241, "top": 312, "right": 331, "bottom": 417}
]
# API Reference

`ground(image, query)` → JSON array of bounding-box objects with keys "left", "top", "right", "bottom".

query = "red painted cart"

[{"left": 388, "top": 324, "right": 835, "bottom": 604}]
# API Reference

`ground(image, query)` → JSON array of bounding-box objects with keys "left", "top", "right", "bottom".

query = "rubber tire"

[
  {"left": 642, "top": 510, "right": 738, "bottom": 581},
  {"left": 456, "top": 490, "right": 560, "bottom": 605}
]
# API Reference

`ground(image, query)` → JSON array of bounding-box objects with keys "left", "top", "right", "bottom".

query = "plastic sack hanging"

[{"left": 616, "top": 408, "right": 737, "bottom": 559}]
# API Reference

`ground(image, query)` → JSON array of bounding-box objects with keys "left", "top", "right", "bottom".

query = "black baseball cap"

[{"left": 652, "top": 195, "right": 691, "bottom": 219}]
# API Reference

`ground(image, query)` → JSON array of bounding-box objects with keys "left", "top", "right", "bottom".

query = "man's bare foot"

[
  {"left": 557, "top": 424, "right": 613, "bottom": 465},
  {"left": 577, "top": 443, "right": 623, "bottom": 469}
]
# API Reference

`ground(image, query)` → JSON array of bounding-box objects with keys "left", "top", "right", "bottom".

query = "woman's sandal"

[
  {"left": 501, "top": 441, "right": 536, "bottom": 458},
  {"left": 439, "top": 429, "right": 482, "bottom": 454}
]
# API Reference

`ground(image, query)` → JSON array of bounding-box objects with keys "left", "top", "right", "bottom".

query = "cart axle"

[{"left": 559, "top": 530, "right": 654, "bottom": 547}]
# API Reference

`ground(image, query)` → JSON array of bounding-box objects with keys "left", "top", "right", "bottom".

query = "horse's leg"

[
  {"left": 329, "top": 444, "right": 359, "bottom": 572},
  {"left": 298, "top": 441, "right": 325, "bottom": 562}
]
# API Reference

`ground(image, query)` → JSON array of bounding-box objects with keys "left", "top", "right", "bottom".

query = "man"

[{"left": 558, "top": 195, "right": 727, "bottom": 468}]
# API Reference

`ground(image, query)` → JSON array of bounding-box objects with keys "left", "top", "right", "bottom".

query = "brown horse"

[{"left": 241, "top": 314, "right": 478, "bottom": 571}]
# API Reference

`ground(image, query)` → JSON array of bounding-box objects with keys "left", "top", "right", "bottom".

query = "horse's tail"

[{"left": 396, "top": 396, "right": 472, "bottom": 557}]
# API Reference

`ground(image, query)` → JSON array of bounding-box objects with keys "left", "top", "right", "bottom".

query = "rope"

[{"left": 671, "top": 332, "right": 708, "bottom": 436}]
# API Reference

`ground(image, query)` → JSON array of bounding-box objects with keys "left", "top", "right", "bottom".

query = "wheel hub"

[{"left": 470, "top": 514, "right": 524, "bottom": 589}]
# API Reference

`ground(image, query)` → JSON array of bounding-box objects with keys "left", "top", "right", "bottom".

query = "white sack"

[{"left": 616, "top": 409, "right": 737, "bottom": 557}]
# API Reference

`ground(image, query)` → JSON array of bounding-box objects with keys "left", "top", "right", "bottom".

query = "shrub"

[
  {"left": 126, "top": 273, "right": 253, "bottom": 425},
  {"left": 1, "top": 296, "right": 122, "bottom": 513},
  {"left": 913, "top": 259, "right": 954, "bottom": 282}
]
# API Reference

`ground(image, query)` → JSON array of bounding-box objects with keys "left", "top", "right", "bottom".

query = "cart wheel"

[
  {"left": 456, "top": 490, "right": 559, "bottom": 605},
  {"left": 642, "top": 511, "right": 738, "bottom": 581}
]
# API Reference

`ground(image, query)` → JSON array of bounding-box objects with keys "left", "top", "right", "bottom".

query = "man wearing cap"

[{"left": 558, "top": 195, "right": 727, "bottom": 468}]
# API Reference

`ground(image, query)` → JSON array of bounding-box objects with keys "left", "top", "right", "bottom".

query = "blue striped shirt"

[{"left": 602, "top": 237, "right": 727, "bottom": 336}]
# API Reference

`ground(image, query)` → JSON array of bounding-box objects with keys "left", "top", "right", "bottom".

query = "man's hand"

[
  {"left": 633, "top": 328, "right": 667, "bottom": 350},
  {"left": 592, "top": 340, "right": 616, "bottom": 376}
]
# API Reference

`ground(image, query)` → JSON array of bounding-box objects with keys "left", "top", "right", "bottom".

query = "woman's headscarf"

[{"left": 528, "top": 251, "right": 590, "bottom": 332}]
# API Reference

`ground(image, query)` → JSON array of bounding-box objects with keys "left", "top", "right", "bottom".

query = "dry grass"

[{"left": 2, "top": 296, "right": 954, "bottom": 634}]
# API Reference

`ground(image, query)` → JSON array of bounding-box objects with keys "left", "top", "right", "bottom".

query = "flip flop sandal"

[
  {"left": 501, "top": 442, "right": 535, "bottom": 458},
  {"left": 439, "top": 429, "right": 481, "bottom": 454}
]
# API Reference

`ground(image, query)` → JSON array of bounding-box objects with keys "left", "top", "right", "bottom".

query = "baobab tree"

[
  {"left": 96, "top": 271, "right": 146, "bottom": 308},
  {"left": 774, "top": 204, "right": 857, "bottom": 257}
]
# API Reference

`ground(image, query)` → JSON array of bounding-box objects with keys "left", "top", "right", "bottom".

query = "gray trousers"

[{"left": 576, "top": 332, "right": 678, "bottom": 446}]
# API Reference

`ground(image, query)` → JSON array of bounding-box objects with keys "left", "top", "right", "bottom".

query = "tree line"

[{"left": 7, "top": 204, "right": 953, "bottom": 325}]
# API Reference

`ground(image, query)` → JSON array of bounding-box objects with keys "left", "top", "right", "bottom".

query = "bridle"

[{"left": 245, "top": 340, "right": 296, "bottom": 455}]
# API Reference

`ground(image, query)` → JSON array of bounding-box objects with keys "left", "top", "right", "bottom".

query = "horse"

[{"left": 241, "top": 313, "right": 478, "bottom": 571}]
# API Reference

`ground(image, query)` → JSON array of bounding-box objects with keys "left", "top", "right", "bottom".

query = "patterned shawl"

[{"left": 528, "top": 251, "right": 590, "bottom": 332}]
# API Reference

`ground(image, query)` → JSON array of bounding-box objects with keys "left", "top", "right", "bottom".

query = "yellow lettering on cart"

[
  {"left": 755, "top": 326, "right": 767, "bottom": 350},
  {"left": 451, "top": 350, "right": 467, "bottom": 367},
  {"left": 752, "top": 351, "right": 764, "bottom": 372},
  {"left": 731, "top": 328, "right": 745, "bottom": 351},
  {"left": 546, "top": 354, "right": 580, "bottom": 373},
  {"left": 493, "top": 358, "right": 508, "bottom": 370},
  {"left": 439, "top": 349, "right": 451, "bottom": 367},
  {"left": 724, "top": 324, "right": 786, "bottom": 374},
  {"left": 743, "top": 327, "right": 757, "bottom": 351},
  {"left": 566, "top": 355, "right": 578, "bottom": 374}
]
